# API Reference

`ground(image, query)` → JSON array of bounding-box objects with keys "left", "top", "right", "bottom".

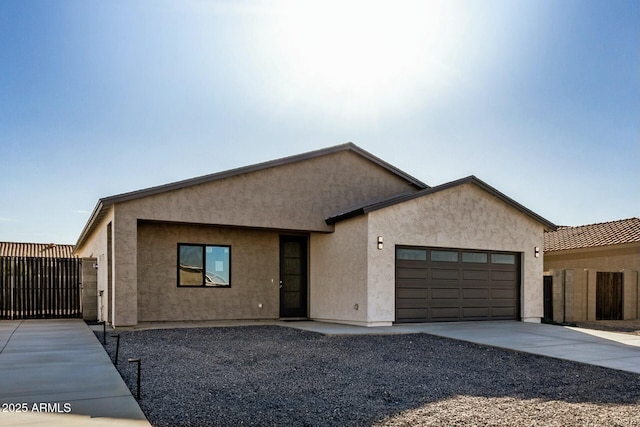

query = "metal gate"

[{"left": 0, "top": 257, "right": 82, "bottom": 319}]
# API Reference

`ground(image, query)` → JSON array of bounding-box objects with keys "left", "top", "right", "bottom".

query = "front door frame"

[{"left": 279, "top": 235, "right": 309, "bottom": 319}]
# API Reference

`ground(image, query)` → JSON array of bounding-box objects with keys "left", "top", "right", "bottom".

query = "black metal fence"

[{"left": 0, "top": 257, "right": 82, "bottom": 320}]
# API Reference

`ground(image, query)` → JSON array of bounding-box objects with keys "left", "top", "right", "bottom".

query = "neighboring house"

[
  {"left": 543, "top": 218, "right": 640, "bottom": 322},
  {"left": 74, "top": 143, "right": 556, "bottom": 328},
  {"left": 0, "top": 242, "right": 75, "bottom": 258}
]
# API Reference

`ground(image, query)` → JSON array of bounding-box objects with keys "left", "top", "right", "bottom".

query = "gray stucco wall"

[
  {"left": 75, "top": 206, "right": 114, "bottom": 324},
  {"left": 137, "top": 222, "right": 281, "bottom": 322},
  {"left": 310, "top": 217, "right": 369, "bottom": 325},
  {"left": 367, "top": 183, "right": 546, "bottom": 323},
  {"left": 87, "top": 150, "right": 417, "bottom": 326}
]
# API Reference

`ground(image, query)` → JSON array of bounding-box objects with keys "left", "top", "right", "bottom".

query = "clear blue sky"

[{"left": 1, "top": 0, "right": 638, "bottom": 244}]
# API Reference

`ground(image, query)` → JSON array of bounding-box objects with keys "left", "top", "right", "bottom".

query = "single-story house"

[
  {"left": 74, "top": 143, "right": 556, "bottom": 328},
  {"left": 543, "top": 218, "right": 640, "bottom": 322}
]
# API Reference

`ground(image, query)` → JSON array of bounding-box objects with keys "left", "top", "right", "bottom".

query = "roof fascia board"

[
  {"left": 544, "top": 241, "right": 640, "bottom": 255},
  {"left": 74, "top": 200, "right": 105, "bottom": 251}
]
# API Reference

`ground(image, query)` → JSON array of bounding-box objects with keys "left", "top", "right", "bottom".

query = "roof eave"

[
  {"left": 326, "top": 175, "right": 558, "bottom": 231},
  {"left": 73, "top": 200, "right": 106, "bottom": 252},
  {"left": 75, "top": 143, "right": 429, "bottom": 249},
  {"left": 100, "top": 143, "right": 428, "bottom": 207}
]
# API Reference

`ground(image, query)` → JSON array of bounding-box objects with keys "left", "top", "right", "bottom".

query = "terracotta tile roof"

[
  {"left": 544, "top": 217, "right": 640, "bottom": 252},
  {"left": 0, "top": 242, "right": 76, "bottom": 258}
]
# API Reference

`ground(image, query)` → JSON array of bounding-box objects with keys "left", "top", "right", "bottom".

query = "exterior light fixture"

[
  {"left": 534, "top": 247, "right": 540, "bottom": 258},
  {"left": 377, "top": 236, "right": 383, "bottom": 250}
]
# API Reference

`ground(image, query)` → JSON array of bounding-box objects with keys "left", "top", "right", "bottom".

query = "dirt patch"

[{"left": 576, "top": 319, "right": 640, "bottom": 336}]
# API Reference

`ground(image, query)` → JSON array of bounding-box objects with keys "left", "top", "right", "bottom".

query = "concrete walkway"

[
  {"left": 286, "top": 320, "right": 640, "bottom": 374},
  {"left": 0, "top": 319, "right": 150, "bottom": 426}
]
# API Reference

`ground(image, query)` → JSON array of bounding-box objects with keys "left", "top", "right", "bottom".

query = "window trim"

[{"left": 177, "top": 243, "right": 231, "bottom": 288}]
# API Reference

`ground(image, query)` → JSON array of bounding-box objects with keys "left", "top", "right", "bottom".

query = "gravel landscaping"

[{"left": 98, "top": 325, "right": 640, "bottom": 427}]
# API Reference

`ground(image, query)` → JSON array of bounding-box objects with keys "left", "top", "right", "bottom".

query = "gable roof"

[
  {"left": 326, "top": 175, "right": 557, "bottom": 231},
  {"left": 544, "top": 217, "right": 640, "bottom": 252},
  {"left": 0, "top": 242, "right": 76, "bottom": 258},
  {"left": 100, "top": 142, "right": 428, "bottom": 206},
  {"left": 75, "top": 143, "right": 428, "bottom": 249}
]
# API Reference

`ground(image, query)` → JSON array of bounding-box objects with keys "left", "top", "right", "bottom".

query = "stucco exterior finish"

[
  {"left": 544, "top": 243, "right": 640, "bottom": 321},
  {"left": 75, "top": 205, "right": 114, "bottom": 323},
  {"left": 77, "top": 150, "right": 418, "bottom": 326},
  {"left": 366, "top": 183, "right": 545, "bottom": 324},
  {"left": 310, "top": 217, "right": 370, "bottom": 326},
  {"left": 137, "top": 222, "right": 281, "bottom": 322}
]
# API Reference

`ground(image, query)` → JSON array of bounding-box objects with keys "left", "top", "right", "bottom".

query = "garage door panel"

[
  {"left": 492, "top": 289, "right": 516, "bottom": 299},
  {"left": 396, "top": 288, "right": 427, "bottom": 299},
  {"left": 430, "top": 307, "right": 460, "bottom": 319},
  {"left": 397, "top": 268, "right": 428, "bottom": 279},
  {"left": 431, "top": 288, "right": 459, "bottom": 299},
  {"left": 490, "top": 298, "right": 517, "bottom": 307},
  {"left": 396, "top": 246, "right": 519, "bottom": 323},
  {"left": 396, "top": 308, "right": 428, "bottom": 320},
  {"left": 396, "top": 279, "right": 428, "bottom": 288},
  {"left": 491, "top": 271, "right": 517, "bottom": 281},
  {"left": 430, "top": 269, "right": 459, "bottom": 280},
  {"left": 429, "top": 299, "right": 463, "bottom": 308},
  {"left": 396, "top": 299, "right": 427, "bottom": 309},
  {"left": 462, "top": 288, "right": 489, "bottom": 299},
  {"left": 462, "top": 270, "right": 489, "bottom": 281}
]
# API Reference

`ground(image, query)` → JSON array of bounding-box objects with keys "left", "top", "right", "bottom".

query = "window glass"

[
  {"left": 179, "top": 245, "right": 204, "bottom": 286},
  {"left": 396, "top": 248, "right": 427, "bottom": 261},
  {"left": 491, "top": 253, "right": 516, "bottom": 264},
  {"left": 462, "top": 252, "right": 488, "bottom": 263},
  {"left": 178, "top": 244, "right": 231, "bottom": 287},
  {"left": 205, "top": 246, "right": 230, "bottom": 286},
  {"left": 430, "top": 250, "right": 459, "bottom": 262}
]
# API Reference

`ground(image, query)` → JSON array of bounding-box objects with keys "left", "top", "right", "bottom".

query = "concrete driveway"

[
  {"left": 0, "top": 319, "right": 150, "bottom": 426},
  {"left": 286, "top": 320, "right": 640, "bottom": 374}
]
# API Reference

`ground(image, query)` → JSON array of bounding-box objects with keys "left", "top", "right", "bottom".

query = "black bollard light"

[
  {"left": 99, "top": 321, "right": 106, "bottom": 345},
  {"left": 128, "top": 358, "right": 141, "bottom": 400},
  {"left": 111, "top": 334, "right": 121, "bottom": 365}
]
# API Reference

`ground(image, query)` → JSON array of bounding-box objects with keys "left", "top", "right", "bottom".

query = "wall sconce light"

[
  {"left": 534, "top": 247, "right": 540, "bottom": 258},
  {"left": 377, "top": 236, "right": 383, "bottom": 250}
]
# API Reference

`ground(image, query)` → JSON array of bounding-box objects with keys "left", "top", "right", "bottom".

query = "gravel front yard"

[{"left": 99, "top": 326, "right": 640, "bottom": 427}]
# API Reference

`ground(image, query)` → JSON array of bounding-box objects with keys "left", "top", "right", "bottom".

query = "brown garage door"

[{"left": 395, "top": 246, "right": 520, "bottom": 322}]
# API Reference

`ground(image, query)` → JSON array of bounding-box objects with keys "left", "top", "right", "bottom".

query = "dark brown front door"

[
  {"left": 596, "top": 272, "right": 623, "bottom": 320},
  {"left": 279, "top": 236, "right": 308, "bottom": 318}
]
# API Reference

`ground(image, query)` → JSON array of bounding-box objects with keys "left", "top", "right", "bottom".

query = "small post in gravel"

[
  {"left": 99, "top": 321, "right": 106, "bottom": 345},
  {"left": 128, "top": 358, "right": 141, "bottom": 400},
  {"left": 111, "top": 334, "right": 121, "bottom": 365}
]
